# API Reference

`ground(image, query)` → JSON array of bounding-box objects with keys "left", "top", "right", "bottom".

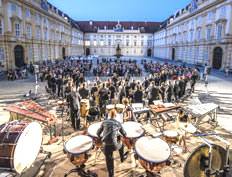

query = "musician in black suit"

[
  {"left": 79, "top": 82, "right": 89, "bottom": 99},
  {"left": 146, "top": 81, "right": 159, "bottom": 105},
  {"left": 159, "top": 82, "right": 166, "bottom": 101},
  {"left": 68, "top": 87, "right": 81, "bottom": 130},
  {"left": 165, "top": 80, "right": 173, "bottom": 102},
  {"left": 154, "top": 73, "right": 160, "bottom": 86},
  {"left": 173, "top": 79, "right": 180, "bottom": 102},
  {"left": 50, "top": 73, "right": 57, "bottom": 95},
  {"left": 109, "top": 82, "right": 116, "bottom": 100},
  {"left": 56, "top": 74, "right": 64, "bottom": 97},
  {"left": 142, "top": 77, "right": 149, "bottom": 90},
  {"left": 112, "top": 73, "right": 118, "bottom": 87},
  {"left": 178, "top": 76, "right": 185, "bottom": 98},
  {"left": 130, "top": 79, "right": 136, "bottom": 91},
  {"left": 133, "top": 85, "right": 143, "bottom": 103},
  {"left": 97, "top": 109, "right": 126, "bottom": 177},
  {"left": 98, "top": 83, "right": 109, "bottom": 107},
  {"left": 190, "top": 71, "right": 198, "bottom": 93},
  {"left": 91, "top": 82, "right": 98, "bottom": 101}
]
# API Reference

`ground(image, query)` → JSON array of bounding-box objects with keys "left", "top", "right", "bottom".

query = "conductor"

[{"left": 97, "top": 109, "right": 127, "bottom": 177}]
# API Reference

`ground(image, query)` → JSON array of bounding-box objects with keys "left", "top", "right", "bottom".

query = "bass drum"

[{"left": 0, "top": 121, "right": 42, "bottom": 174}]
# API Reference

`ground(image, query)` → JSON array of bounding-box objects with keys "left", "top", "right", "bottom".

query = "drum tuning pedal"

[
  {"left": 166, "top": 160, "right": 171, "bottom": 166},
  {"left": 63, "top": 149, "right": 67, "bottom": 154},
  {"left": 134, "top": 154, "right": 138, "bottom": 160}
]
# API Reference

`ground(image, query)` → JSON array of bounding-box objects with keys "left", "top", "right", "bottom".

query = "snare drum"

[
  {"left": 106, "top": 104, "right": 115, "bottom": 113},
  {"left": 65, "top": 135, "right": 93, "bottom": 167},
  {"left": 121, "top": 121, "right": 144, "bottom": 149},
  {"left": 135, "top": 137, "right": 171, "bottom": 173},
  {"left": 87, "top": 122, "right": 103, "bottom": 148},
  {"left": 163, "top": 130, "right": 179, "bottom": 144},
  {"left": 57, "top": 100, "right": 65, "bottom": 107},
  {"left": 0, "top": 121, "right": 42, "bottom": 174},
  {"left": 116, "top": 104, "right": 125, "bottom": 114},
  {"left": 80, "top": 99, "right": 90, "bottom": 117}
]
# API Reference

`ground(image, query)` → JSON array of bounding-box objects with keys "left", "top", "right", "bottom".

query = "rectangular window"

[
  {"left": 51, "top": 31, "right": 54, "bottom": 41},
  {"left": 141, "top": 36, "right": 144, "bottom": 38},
  {"left": 127, "top": 35, "right": 129, "bottom": 38},
  {"left": 197, "top": 29, "right": 201, "bottom": 41},
  {"left": 25, "top": 9, "right": 30, "bottom": 17},
  {"left": 141, "top": 50, "right": 143, "bottom": 54},
  {"left": 28, "top": 48, "right": 32, "bottom": 60},
  {"left": 0, "top": 20, "right": 3, "bottom": 35},
  {"left": 0, "top": 48, "right": 4, "bottom": 60},
  {"left": 108, "top": 35, "right": 111, "bottom": 38},
  {"left": 44, "top": 30, "right": 47, "bottom": 40},
  {"left": 108, "top": 40, "right": 111, "bottom": 46},
  {"left": 126, "top": 41, "right": 129, "bottom": 46},
  {"left": 35, "top": 14, "right": 40, "bottom": 21},
  {"left": 198, "top": 16, "right": 202, "bottom": 23},
  {"left": 134, "top": 36, "right": 137, "bottom": 38},
  {"left": 217, "top": 25, "right": 223, "bottom": 39},
  {"left": 56, "top": 33, "right": 59, "bottom": 42},
  {"left": 134, "top": 50, "right": 136, "bottom": 54},
  {"left": 221, "top": 6, "right": 226, "bottom": 14},
  {"left": 134, "top": 41, "right": 137, "bottom": 46},
  {"left": 100, "top": 40, "right": 104, "bottom": 46},
  {"left": 43, "top": 18, "right": 47, "bottom": 24},
  {"left": 184, "top": 32, "right": 187, "bottom": 43},
  {"left": 206, "top": 28, "right": 211, "bottom": 40},
  {"left": 36, "top": 28, "right": 40, "bottom": 40},
  {"left": 26, "top": 26, "right": 31, "bottom": 39},
  {"left": 94, "top": 49, "right": 96, "bottom": 54},
  {"left": 15, "top": 23, "right": 20, "bottom": 37},
  {"left": 11, "top": 3, "right": 17, "bottom": 11},
  {"left": 190, "top": 31, "right": 194, "bottom": 42},
  {"left": 85, "top": 41, "right": 90, "bottom": 46},
  {"left": 208, "top": 11, "right": 213, "bottom": 19},
  {"left": 141, "top": 41, "right": 144, "bottom": 46},
  {"left": 94, "top": 40, "right": 97, "bottom": 46}
]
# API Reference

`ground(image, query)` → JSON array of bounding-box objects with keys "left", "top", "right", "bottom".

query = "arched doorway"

[
  {"left": 147, "top": 49, "right": 152, "bottom": 57},
  {"left": 213, "top": 47, "right": 223, "bottom": 69},
  {"left": 172, "top": 48, "right": 175, "bottom": 60},
  {"left": 14, "top": 45, "right": 24, "bottom": 68},
  {"left": 62, "top": 47, "right": 66, "bottom": 59},
  {"left": 86, "top": 48, "right": 90, "bottom": 56}
]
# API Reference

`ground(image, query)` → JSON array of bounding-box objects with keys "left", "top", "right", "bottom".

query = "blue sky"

[{"left": 48, "top": 0, "right": 191, "bottom": 22}]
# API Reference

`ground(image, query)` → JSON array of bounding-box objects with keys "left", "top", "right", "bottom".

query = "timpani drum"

[
  {"left": 0, "top": 121, "right": 42, "bottom": 174},
  {"left": 106, "top": 104, "right": 115, "bottom": 113},
  {"left": 87, "top": 122, "right": 103, "bottom": 148},
  {"left": 121, "top": 121, "right": 144, "bottom": 149},
  {"left": 80, "top": 99, "right": 90, "bottom": 117},
  {"left": 64, "top": 135, "right": 94, "bottom": 167},
  {"left": 116, "top": 104, "right": 125, "bottom": 114},
  {"left": 135, "top": 137, "right": 171, "bottom": 173},
  {"left": 163, "top": 130, "right": 179, "bottom": 144}
]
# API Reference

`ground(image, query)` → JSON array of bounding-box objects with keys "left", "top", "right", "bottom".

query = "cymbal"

[{"left": 184, "top": 144, "right": 227, "bottom": 177}]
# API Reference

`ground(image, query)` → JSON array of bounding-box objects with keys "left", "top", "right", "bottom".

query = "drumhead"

[
  {"left": 87, "top": 122, "right": 102, "bottom": 138},
  {"left": 14, "top": 122, "right": 42, "bottom": 174},
  {"left": 65, "top": 135, "right": 93, "bottom": 155},
  {"left": 106, "top": 105, "right": 115, "bottom": 110},
  {"left": 164, "top": 130, "right": 178, "bottom": 137},
  {"left": 116, "top": 104, "right": 125, "bottom": 109},
  {"left": 135, "top": 137, "right": 170, "bottom": 163},
  {"left": 122, "top": 121, "right": 144, "bottom": 138},
  {"left": 81, "top": 99, "right": 89, "bottom": 103}
]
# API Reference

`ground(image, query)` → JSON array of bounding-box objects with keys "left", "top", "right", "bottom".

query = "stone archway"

[
  {"left": 62, "top": 47, "right": 66, "bottom": 59},
  {"left": 172, "top": 48, "right": 175, "bottom": 60},
  {"left": 213, "top": 47, "right": 223, "bottom": 69},
  {"left": 14, "top": 45, "right": 24, "bottom": 68},
  {"left": 86, "top": 48, "right": 90, "bottom": 56},
  {"left": 147, "top": 49, "right": 152, "bottom": 57}
]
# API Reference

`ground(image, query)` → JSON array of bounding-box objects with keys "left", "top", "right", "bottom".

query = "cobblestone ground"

[{"left": 0, "top": 57, "right": 232, "bottom": 177}]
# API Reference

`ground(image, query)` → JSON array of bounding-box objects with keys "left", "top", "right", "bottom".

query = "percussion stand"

[
  {"left": 64, "top": 164, "right": 98, "bottom": 177},
  {"left": 57, "top": 102, "right": 65, "bottom": 147}
]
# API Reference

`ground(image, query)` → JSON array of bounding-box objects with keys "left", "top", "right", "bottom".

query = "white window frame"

[
  {"left": 36, "top": 28, "right": 40, "bottom": 40},
  {"left": 11, "top": 3, "right": 17, "bottom": 12},
  {"left": 0, "top": 48, "right": 4, "bottom": 60},
  {"left": 25, "top": 9, "right": 30, "bottom": 17},
  {"left": 206, "top": 28, "right": 211, "bottom": 40},
  {"left": 26, "top": 26, "right": 31, "bottom": 39},
  {"left": 15, "top": 23, "right": 20, "bottom": 37},
  {"left": 0, "top": 19, "right": 3, "bottom": 35},
  {"left": 220, "top": 6, "right": 226, "bottom": 15},
  {"left": 217, "top": 25, "right": 223, "bottom": 40}
]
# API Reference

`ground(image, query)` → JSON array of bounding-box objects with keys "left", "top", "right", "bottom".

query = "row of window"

[
  {"left": 92, "top": 35, "right": 152, "bottom": 39},
  {"left": 86, "top": 40, "right": 152, "bottom": 47},
  {"left": 93, "top": 49, "right": 146, "bottom": 54},
  {"left": 169, "top": 6, "right": 226, "bottom": 35}
]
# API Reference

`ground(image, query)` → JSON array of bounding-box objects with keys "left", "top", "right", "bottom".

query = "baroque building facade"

[
  {"left": 154, "top": 0, "right": 232, "bottom": 70},
  {"left": 77, "top": 21, "right": 160, "bottom": 57},
  {"left": 0, "top": 0, "right": 84, "bottom": 70}
]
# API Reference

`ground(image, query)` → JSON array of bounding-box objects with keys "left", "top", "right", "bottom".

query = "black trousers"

[
  {"left": 103, "top": 143, "right": 124, "bottom": 177},
  {"left": 70, "top": 109, "right": 80, "bottom": 130},
  {"left": 57, "top": 86, "right": 63, "bottom": 97}
]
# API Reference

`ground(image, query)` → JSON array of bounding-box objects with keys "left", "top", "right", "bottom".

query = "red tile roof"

[{"left": 76, "top": 21, "right": 161, "bottom": 33}]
